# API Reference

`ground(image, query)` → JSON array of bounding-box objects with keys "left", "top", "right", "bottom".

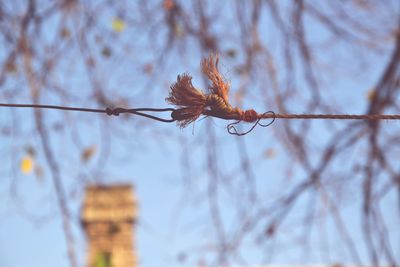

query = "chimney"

[{"left": 81, "top": 184, "right": 138, "bottom": 267}]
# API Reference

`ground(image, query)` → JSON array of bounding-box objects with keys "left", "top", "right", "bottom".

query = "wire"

[
  {"left": 260, "top": 113, "right": 400, "bottom": 120},
  {"left": 227, "top": 111, "right": 276, "bottom": 136},
  {"left": 1, "top": 103, "right": 400, "bottom": 135},
  {"left": 0, "top": 103, "right": 176, "bottom": 123}
]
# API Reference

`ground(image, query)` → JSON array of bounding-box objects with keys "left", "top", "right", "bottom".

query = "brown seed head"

[
  {"left": 201, "top": 54, "right": 230, "bottom": 104},
  {"left": 166, "top": 74, "right": 207, "bottom": 127}
]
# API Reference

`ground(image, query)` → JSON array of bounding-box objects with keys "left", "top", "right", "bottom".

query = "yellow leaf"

[
  {"left": 20, "top": 156, "right": 34, "bottom": 174},
  {"left": 112, "top": 18, "right": 126, "bottom": 33}
]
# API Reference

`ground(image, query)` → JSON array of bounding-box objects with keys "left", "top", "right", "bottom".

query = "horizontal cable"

[{"left": 0, "top": 103, "right": 176, "bottom": 123}]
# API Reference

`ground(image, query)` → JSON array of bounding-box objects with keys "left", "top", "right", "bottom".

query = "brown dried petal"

[{"left": 201, "top": 54, "right": 230, "bottom": 103}]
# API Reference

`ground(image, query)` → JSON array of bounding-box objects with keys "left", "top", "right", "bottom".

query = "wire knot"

[
  {"left": 205, "top": 94, "right": 237, "bottom": 116},
  {"left": 227, "top": 111, "right": 276, "bottom": 136},
  {"left": 105, "top": 107, "right": 121, "bottom": 116},
  {"left": 166, "top": 54, "right": 275, "bottom": 135},
  {"left": 240, "top": 109, "right": 259, "bottom": 123}
]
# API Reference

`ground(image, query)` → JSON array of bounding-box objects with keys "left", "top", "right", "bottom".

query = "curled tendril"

[{"left": 227, "top": 111, "right": 276, "bottom": 136}]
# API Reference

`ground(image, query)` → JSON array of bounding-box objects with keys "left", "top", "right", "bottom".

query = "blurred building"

[{"left": 81, "top": 184, "right": 138, "bottom": 267}]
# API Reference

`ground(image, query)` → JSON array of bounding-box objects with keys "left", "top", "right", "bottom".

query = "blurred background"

[{"left": 0, "top": 1, "right": 399, "bottom": 267}]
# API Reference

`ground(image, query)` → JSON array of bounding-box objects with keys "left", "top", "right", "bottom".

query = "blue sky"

[{"left": 0, "top": 1, "right": 399, "bottom": 267}]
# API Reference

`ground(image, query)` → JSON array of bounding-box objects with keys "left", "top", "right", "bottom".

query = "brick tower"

[{"left": 81, "top": 184, "right": 138, "bottom": 267}]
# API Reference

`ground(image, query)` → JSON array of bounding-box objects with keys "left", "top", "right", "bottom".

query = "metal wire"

[
  {"left": 0, "top": 103, "right": 176, "bottom": 123},
  {"left": 227, "top": 111, "right": 276, "bottom": 136},
  {"left": 1, "top": 103, "right": 400, "bottom": 135}
]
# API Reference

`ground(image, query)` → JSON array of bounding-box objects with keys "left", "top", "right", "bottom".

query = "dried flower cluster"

[{"left": 166, "top": 54, "right": 258, "bottom": 127}]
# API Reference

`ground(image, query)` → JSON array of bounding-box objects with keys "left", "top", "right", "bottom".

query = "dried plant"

[{"left": 167, "top": 54, "right": 259, "bottom": 128}]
